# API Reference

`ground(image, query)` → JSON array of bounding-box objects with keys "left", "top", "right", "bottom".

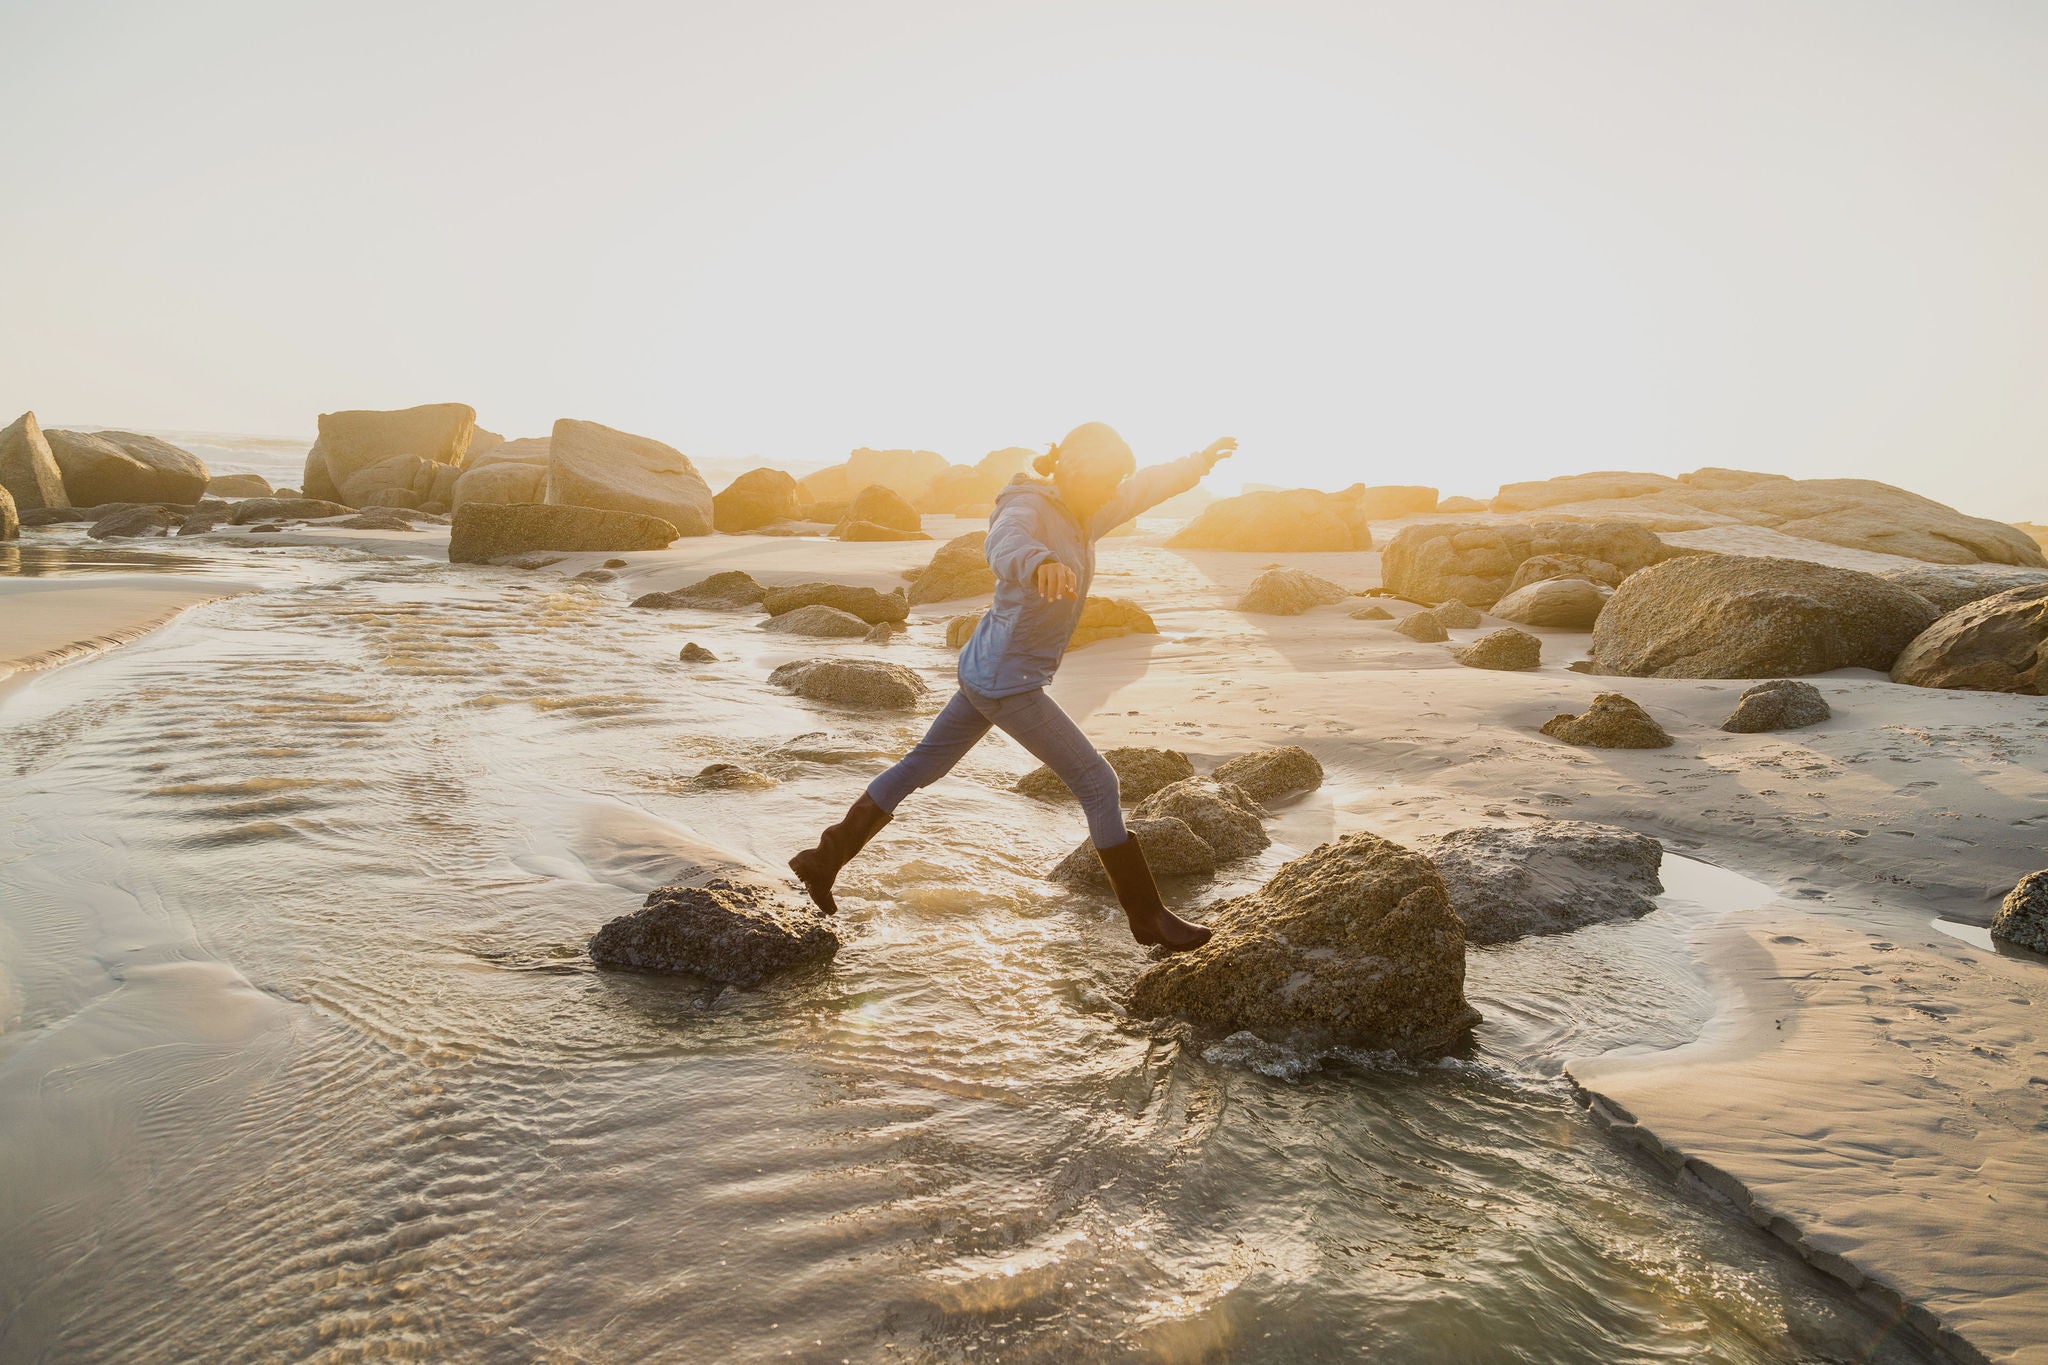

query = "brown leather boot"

[
  {"left": 789, "top": 792, "right": 893, "bottom": 915},
  {"left": 1095, "top": 835, "right": 1211, "bottom": 952}
]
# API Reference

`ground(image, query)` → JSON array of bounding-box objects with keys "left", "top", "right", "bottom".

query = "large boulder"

[
  {"left": 1126, "top": 832, "right": 1481, "bottom": 1057},
  {"left": 1490, "top": 577, "right": 1610, "bottom": 629},
  {"left": 1873, "top": 565, "right": 2048, "bottom": 614},
  {"left": 205, "top": 473, "right": 273, "bottom": 498},
  {"left": 448, "top": 502, "right": 678, "bottom": 563},
  {"left": 768, "top": 659, "right": 929, "bottom": 709},
  {"left": 1048, "top": 817, "right": 1217, "bottom": 889},
  {"left": 453, "top": 437, "right": 550, "bottom": 509},
  {"left": 836, "top": 483, "right": 921, "bottom": 536},
  {"left": 587, "top": 875, "right": 837, "bottom": 986},
  {"left": 1540, "top": 694, "right": 1674, "bottom": 748},
  {"left": 1590, "top": 554, "right": 1941, "bottom": 678},
  {"left": 1235, "top": 568, "right": 1351, "bottom": 615},
  {"left": 0, "top": 412, "right": 69, "bottom": 511},
  {"left": 1421, "top": 822, "right": 1664, "bottom": 944},
  {"left": 1017, "top": 746, "right": 1194, "bottom": 805},
  {"left": 1888, "top": 582, "right": 2048, "bottom": 695},
  {"left": 632, "top": 570, "right": 766, "bottom": 610},
  {"left": 1454, "top": 627, "right": 1541, "bottom": 671},
  {"left": 546, "top": 418, "right": 713, "bottom": 536},
  {"left": 1131, "top": 777, "right": 1269, "bottom": 861},
  {"left": 713, "top": 467, "right": 803, "bottom": 532},
  {"left": 1721, "top": 679, "right": 1831, "bottom": 733},
  {"left": 907, "top": 531, "right": 994, "bottom": 605},
  {"left": 1382, "top": 520, "right": 1673, "bottom": 608},
  {"left": 49, "top": 430, "right": 208, "bottom": 505},
  {"left": 1211, "top": 746, "right": 1324, "bottom": 803},
  {"left": 1166, "top": 487, "right": 1375, "bottom": 552},
  {"left": 760, "top": 582, "right": 909, "bottom": 625},
  {"left": 301, "top": 403, "right": 475, "bottom": 506},
  {"left": 0, "top": 485, "right": 15, "bottom": 540},
  {"left": 1991, "top": 872, "right": 2048, "bottom": 955}
]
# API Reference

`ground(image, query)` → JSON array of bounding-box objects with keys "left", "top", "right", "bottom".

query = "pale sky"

[{"left": 2, "top": 0, "right": 2043, "bottom": 517}]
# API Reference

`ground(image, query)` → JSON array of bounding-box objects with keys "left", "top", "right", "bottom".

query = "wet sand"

[{"left": 1, "top": 512, "right": 2041, "bottom": 1361}]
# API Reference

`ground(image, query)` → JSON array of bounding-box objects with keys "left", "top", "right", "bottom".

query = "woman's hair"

[{"left": 1037, "top": 422, "right": 1133, "bottom": 479}]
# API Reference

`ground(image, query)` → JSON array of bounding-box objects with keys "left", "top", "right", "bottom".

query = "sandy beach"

[{"left": 3, "top": 506, "right": 2040, "bottom": 1362}]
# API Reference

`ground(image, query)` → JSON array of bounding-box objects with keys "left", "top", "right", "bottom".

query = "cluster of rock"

[
  {"left": 1381, "top": 520, "right": 1679, "bottom": 608},
  {"left": 1166, "top": 484, "right": 1438, "bottom": 552},
  {"left": 2, "top": 412, "right": 219, "bottom": 533},
  {"left": 587, "top": 875, "right": 837, "bottom": 986},
  {"left": 1048, "top": 746, "right": 1325, "bottom": 890},
  {"left": 1486, "top": 468, "right": 2045, "bottom": 568},
  {"left": 1125, "top": 832, "right": 1480, "bottom": 1058},
  {"left": 944, "top": 597, "right": 1158, "bottom": 651}
]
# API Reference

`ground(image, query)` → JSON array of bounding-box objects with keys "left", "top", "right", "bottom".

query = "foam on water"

[{"left": 0, "top": 535, "right": 1937, "bottom": 1362}]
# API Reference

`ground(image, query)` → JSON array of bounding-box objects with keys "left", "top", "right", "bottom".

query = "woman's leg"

[
  {"left": 970, "top": 688, "right": 1127, "bottom": 848},
  {"left": 865, "top": 689, "right": 996, "bottom": 813}
]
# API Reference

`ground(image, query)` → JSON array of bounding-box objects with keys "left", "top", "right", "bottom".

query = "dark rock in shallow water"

[
  {"left": 769, "top": 658, "right": 928, "bottom": 709},
  {"left": 678, "top": 642, "right": 718, "bottom": 662},
  {"left": 1128, "top": 832, "right": 1480, "bottom": 1057},
  {"left": 1720, "top": 678, "right": 1830, "bottom": 733},
  {"left": 1017, "top": 746, "right": 1194, "bottom": 805},
  {"left": 1421, "top": 822, "right": 1664, "bottom": 944},
  {"left": 1049, "top": 817, "right": 1217, "bottom": 889},
  {"left": 1992, "top": 871, "right": 2048, "bottom": 954},
  {"left": 682, "top": 763, "right": 776, "bottom": 791},
  {"left": 633, "top": 569, "right": 766, "bottom": 610},
  {"left": 85, "top": 503, "right": 182, "bottom": 538},
  {"left": 1211, "top": 745, "right": 1323, "bottom": 803},
  {"left": 1541, "top": 693, "right": 1674, "bottom": 748},
  {"left": 760, "top": 603, "right": 871, "bottom": 637},
  {"left": 588, "top": 875, "right": 837, "bottom": 986},
  {"left": 230, "top": 497, "right": 355, "bottom": 524},
  {"left": 760, "top": 581, "right": 909, "bottom": 624},
  {"left": 449, "top": 501, "right": 677, "bottom": 563}
]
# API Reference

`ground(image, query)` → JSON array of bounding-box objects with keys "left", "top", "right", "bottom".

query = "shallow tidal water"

[{"left": 0, "top": 537, "right": 1939, "bottom": 1363}]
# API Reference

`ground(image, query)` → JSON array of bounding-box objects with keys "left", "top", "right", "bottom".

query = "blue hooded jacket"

[{"left": 956, "top": 452, "right": 1209, "bottom": 698}]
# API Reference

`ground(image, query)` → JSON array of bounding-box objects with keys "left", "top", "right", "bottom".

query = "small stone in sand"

[
  {"left": 587, "top": 875, "right": 836, "bottom": 986},
  {"left": 760, "top": 604, "right": 871, "bottom": 638},
  {"left": 1721, "top": 679, "right": 1831, "bottom": 733},
  {"left": 1211, "top": 745, "right": 1323, "bottom": 803},
  {"left": 1431, "top": 599, "right": 1483, "bottom": 629},
  {"left": 1454, "top": 627, "right": 1541, "bottom": 671},
  {"left": 1991, "top": 871, "right": 2048, "bottom": 954},
  {"left": 678, "top": 642, "right": 718, "bottom": 662},
  {"left": 1540, "top": 693, "right": 1674, "bottom": 748},
  {"left": 1393, "top": 610, "right": 1449, "bottom": 642},
  {"left": 1018, "top": 746, "right": 1194, "bottom": 805}
]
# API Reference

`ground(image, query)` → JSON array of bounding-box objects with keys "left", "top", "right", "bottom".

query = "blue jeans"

[{"left": 866, "top": 686, "right": 1128, "bottom": 848}]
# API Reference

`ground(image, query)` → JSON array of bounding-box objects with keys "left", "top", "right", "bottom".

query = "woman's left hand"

[{"left": 1197, "top": 437, "right": 1237, "bottom": 471}]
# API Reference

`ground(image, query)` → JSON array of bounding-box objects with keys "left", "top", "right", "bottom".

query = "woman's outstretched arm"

[{"left": 1085, "top": 438, "right": 1237, "bottom": 538}]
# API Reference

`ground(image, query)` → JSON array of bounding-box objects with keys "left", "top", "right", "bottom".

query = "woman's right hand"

[
  {"left": 1034, "top": 559, "right": 1079, "bottom": 602},
  {"left": 1197, "top": 436, "right": 1237, "bottom": 471}
]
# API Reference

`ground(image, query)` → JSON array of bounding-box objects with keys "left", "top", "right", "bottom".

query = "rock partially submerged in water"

[
  {"left": 1720, "top": 678, "right": 1830, "bottom": 733},
  {"left": 588, "top": 875, "right": 836, "bottom": 986},
  {"left": 1132, "top": 778, "right": 1268, "bottom": 861},
  {"left": 0, "top": 485, "right": 14, "bottom": 541},
  {"left": 761, "top": 581, "right": 909, "bottom": 624},
  {"left": 230, "top": 497, "right": 355, "bottom": 524},
  {"left": 1235, "top": 567, "right": 1350, "bottom": 615},
  {"left": 87, "top": 504, "right": 181, "bottom": 538},
  {"left": 1421, "top": 821, "right": 1664, "bottom": 944},
  {"left": 769, "top": 658, "right": 928, "bottom": 709},
  {"left": 1590, "top": 554, "right": 1940, "bottom": 678},
  {"left": 449, "top": 502, "right": 678, "bottom": 562},
  {"left": 1049, "top": 817, "right": 1218, "bottom": 889},
  {"left": 681, "top": 763, "right": 776, "bottom": 791},
  {"left": 1541, "top": 693, "right": 1674, "bottom": 748},
  {"left": 760, "top": 603, "right": 871, "bottom": 638},
  {"left": 1018, "top": 746, "right": 1194, "bottom": 806},
  {"left": 1888, "top": 582, "right": 2048, "bottom": 695},
  {"left": 1991, "top": 871, "right": 2048, "bottom": 954},
  {"left": 1211, "top": 745, "right": 1323, "bottom": 804},
  {"left": 634, "top": 570, "right": 767, "bottom": 610},
  {"left": 1454, "top": 627, "right": 1541, "bottom": 671},
  {"left": 678, "top": 642, "right": 718, "bottom": 662},
  {"left": 1127, "top": 832, "right": 1480, "bottom": 1058}
]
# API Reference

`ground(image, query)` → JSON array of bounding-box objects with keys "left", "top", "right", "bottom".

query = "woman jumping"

[{"left": 789, "top": 421, "right": 1236, "bottom": 952}]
